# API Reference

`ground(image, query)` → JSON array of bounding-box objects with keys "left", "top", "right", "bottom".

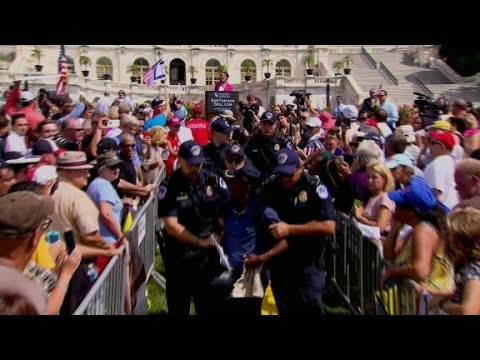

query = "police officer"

[
  {"left": 260, "top": 148, "right": 336, "bottom": 315},
  {"left": 203, "top": 118, "right": 232, "bottom": 175},
  {"left": 224, "top": 142, "right": 254, "bottom": 172},
  {"left": 245, "top": 112, "right": 290, "bottom": 178},
  {"left": 158, "top": 140, "right": 229, "bottom": 315}
]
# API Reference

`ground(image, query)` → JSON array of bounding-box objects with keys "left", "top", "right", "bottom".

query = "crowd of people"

[{"left": 1, "top": 79, "right": 480, "bottom": 315}]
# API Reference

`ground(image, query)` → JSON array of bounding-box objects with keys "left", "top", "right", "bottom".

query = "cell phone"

[{"left": 64, "top": 230, "right": 76, "bottom": 254}]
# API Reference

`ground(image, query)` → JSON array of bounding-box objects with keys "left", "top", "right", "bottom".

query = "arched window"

[
  {"left": 66, "top": 56, "right": 75, "bottom": 74},
  {"left": 240, "top": 59, "right": 257, "bottom": 81},
  {"left": 96, "top": 57, "right": 113, "bottom": 80},
  {"left": 275, "top": 59, "right": 291, "bottom": 77},
  {"left": 205, "top": 59, "right": 221, "bottom": 86},
  {"left": 134, "top": 58, "right": 150, "bottom": 84}
]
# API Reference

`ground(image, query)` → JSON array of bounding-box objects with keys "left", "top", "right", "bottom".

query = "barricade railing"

[
  {"left": 329, "top": 211, "right": 435, "bottom": 315},
  {"left": 74, "top": 167, "right": 166, "bottom": 315},
  {"left": 73, "top": 245, "right": 127, "bottom": 315}
]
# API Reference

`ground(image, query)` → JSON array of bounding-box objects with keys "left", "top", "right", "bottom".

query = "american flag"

[
  {"left": 143, "top": 59, "right": 166, "bottom": 87},
  {"left": 56, "top": 45, "right": 68, "bottom": 95}
]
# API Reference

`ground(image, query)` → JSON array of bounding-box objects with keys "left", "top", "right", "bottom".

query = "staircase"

[
  {"left": 328, "top": 53, "right": 423, "bottom": 106},
  {"left": 426, "top": 83, "right": 480, "bottom": 105}
]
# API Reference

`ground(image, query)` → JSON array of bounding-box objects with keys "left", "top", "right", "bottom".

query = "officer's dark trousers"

[
  {"left": 165, "top": 248, "right": 224, "bottom": 315},
  {"left": 270, "top": 262, "right": 326, "bottom": 315}
]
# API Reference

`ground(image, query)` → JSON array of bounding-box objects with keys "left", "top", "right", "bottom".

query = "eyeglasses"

[
  {"left": 121, "top": 144, "right": 135, "bottom": 148},
  {"left": 226, "top": 157, "right": 244, "bottom": 165}
]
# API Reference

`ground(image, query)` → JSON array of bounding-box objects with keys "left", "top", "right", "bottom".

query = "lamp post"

[{"left": 325, "top": 78, "right": 330, "bottom": 108}]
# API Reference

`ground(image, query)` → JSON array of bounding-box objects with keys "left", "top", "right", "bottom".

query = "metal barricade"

[
  {"left": 73, "top": 245, "right": 127, "bottom": 315},
  {"left": 74, "top": 167, "right": 166, "bottom": 315},
  {"left": 377, "top": 279, "right": 430, "bottom": 315},
  {"left": 329, "top": 212, "right": 386, "bottom": 315}
]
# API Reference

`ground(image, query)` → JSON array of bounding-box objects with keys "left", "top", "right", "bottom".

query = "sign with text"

[{"left": 205, "top": 91, "right": 239, "bottom": 114}]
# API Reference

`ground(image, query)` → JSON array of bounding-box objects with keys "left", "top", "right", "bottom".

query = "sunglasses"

[{"left": 226, "top": 157, "right": 244, "bottom": 164}]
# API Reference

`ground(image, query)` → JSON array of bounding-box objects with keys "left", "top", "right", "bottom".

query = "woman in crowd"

[
  {"left": 142, "top": 126, "right": 166, "bottom": 184},
  {"left": 383, "top": 176, "right": 455, "bottom": 296},
  {"left": 429, "top": 207, "right": 480, "bottom": 315},
  {"left": 353, "top": 161, "right": 395, "bottom": 235}
]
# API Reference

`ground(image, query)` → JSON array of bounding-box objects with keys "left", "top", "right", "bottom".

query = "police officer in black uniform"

[
  {"left": 203, "top": 118, "right": 233, "bottom": 175},
  {"left": 245, "top": 112, "right": 290, "bottom": 179},
  {"left": 260, "top": 148, "right": 336, "bottom": 315},
  {"left": 158, "top": 140, "right": 229, "bottom": 315}
]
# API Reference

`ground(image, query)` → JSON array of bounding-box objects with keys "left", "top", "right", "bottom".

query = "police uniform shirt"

[
  {"left": 203, "top": 142, "right": 228, "bottom": 174},
  {"left": 245, "top": 133, "right": 291, "bottom": 176},
  {"left": 158, "top": 168, "right": 229, "bottom": 238},
  {"left": 221, "top": 197, "right": 280, "bottom": 271},
  {"left": 261, "top": 173, "right": 336, "bottom": 258}
]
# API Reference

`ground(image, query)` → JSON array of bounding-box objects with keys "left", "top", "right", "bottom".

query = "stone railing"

[{"left": 430, "top": 58, "right": 463, "bottom": 84}]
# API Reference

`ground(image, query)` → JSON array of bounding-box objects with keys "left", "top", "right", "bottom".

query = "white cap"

[
  {"left": 341, "top": 105, "right": 359, "bottom": 119},
  {"left": 33, "top": 165, "right": 58, "bottom": 185},
  {"left": 305, "top": 117, "right": 322, "bottom": 128},
  {"left": 20, "top": 91, "right": 35, "bottom": 102}
]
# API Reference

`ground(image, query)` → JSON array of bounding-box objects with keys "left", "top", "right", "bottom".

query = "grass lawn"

[{"left": 146, "top": 250, "right": 351, "bottom": 315}]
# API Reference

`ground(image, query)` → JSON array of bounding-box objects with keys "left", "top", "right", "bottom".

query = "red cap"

[
  {"left": 430, "top": 131, "right": 455, "bottom": 150},
  {"left": 193, "top": 105, "right": 204, "bottom": 116},
  {"left": 168, "top": 117, "right": 181, "bottom": 127}
]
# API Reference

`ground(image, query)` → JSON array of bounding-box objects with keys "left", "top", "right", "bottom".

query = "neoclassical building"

[{"left": 1, "top": 45, "right": 477, "bottom": 108}]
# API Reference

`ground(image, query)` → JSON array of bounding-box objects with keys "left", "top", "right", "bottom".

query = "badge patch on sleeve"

[
  {"left": 158, "top": 185, "right": 167, "bottom": 200},
  {"left": 316, "top": 185, "right": 329, "bottom": 199}
]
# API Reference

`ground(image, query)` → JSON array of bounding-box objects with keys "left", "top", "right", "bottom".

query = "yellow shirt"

[{"left": 30, "top": 234, "right": 55, "bottom": 270}]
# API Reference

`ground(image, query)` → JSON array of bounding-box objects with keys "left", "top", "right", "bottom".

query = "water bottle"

[{"left": 87, "top": 263, "right": 98, "bottom": 282}]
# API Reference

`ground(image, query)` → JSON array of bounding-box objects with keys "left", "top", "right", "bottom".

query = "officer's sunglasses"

[{"left": 226, "top": 157, "right": 244, "bottom": 165}]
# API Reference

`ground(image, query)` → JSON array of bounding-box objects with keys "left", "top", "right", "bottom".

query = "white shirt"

[
  {"left": 424, "top": 154, "right": 459, "bottom": 210},
  {"left": 178, "top": 123, "right": 194, "bottom": 144},
  {"left": 4, "top": 131, "right": 27, "bottom": 155}
]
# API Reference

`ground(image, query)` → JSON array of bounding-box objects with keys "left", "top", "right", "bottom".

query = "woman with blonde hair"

[
  {"left": 353, "top": 160, "right": 396, "bottom": 235},
  {"left": 142, "top": 126, "right": 166, "bottom": 184},
  {"left": 429, "top": 207, "right": 480, "bottom": 314}
]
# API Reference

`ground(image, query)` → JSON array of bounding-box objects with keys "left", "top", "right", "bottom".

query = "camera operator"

[{"left": 239, "top": 94, "right": 265, "bottom": 135}]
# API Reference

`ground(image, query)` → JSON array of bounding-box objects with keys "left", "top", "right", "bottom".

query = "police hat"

[
  {"left": 260, "top": 112, "right": 277, "bottom": 123},
  {"left": 178, "top": 140, "right": 205, "bottom": 165},
  {"left": 272, "top": 148, "right": 301, "bottom": 176},
  {"left": 225, "top": 143, "right": 245, "bottom": 159},
  {"left": 211, "top": 118, "right": 233, "bottom": 134}
]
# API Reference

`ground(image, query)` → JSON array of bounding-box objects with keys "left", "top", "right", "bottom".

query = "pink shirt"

[
  {"left": 214, "top": 82, "right": 233, "bottom": 92},
  {"left": 363, "top": 192, "right": 396, "bottom": 223}
]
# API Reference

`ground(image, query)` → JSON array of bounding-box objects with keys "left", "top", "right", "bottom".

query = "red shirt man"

[{"left": 185, "top": 105, "right": 212, "bottom": 146}]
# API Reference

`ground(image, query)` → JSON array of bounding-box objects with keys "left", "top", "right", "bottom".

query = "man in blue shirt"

[{"left": 221, "top": 163, "right": 288, "bottom": 314}]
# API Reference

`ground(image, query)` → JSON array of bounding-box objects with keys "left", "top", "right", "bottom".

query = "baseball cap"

[
  {"left": 427, "top": 120, "right": 452, "bottom": 132},
  {"left": 97, "top": 153, "right": 123, "bottom": 168},
  {"left": 272, "top": 148, "right": 301, "bottom": 176},
  {"left": 193, "top": 105, "right": 204, "bottom": 116},
  {"left": 32, "top": 139, "right": 62, "bottom": 156},
  {"left": 168, "top": 117, "right": 182, "bottom": 127},
  {"left": 32, "top": 165, "right": 58, "bottom": 185},
  {"left": 20, "top": 91, "right": 35, "bottom": 102},
  {"left": 5, "top": 154, "right": 42, "bottom": 165},
  {"left": 305, "top": 117, "right": 322, "bottom": 128},
  {"left": 178, "top": 140, "right": 205, "bottom": 165},
  {"left": 388, "top": 176, "right": 437, "bottom": 213},
  {"left": 225, "top": 143, "right": 245, "bottom": 159},
  {"left": 429, "top": 131, "right": 455, "bottom": 150},
  {"left": 211, "top": 118, "right": 233, "bottom": 134},
  {"left": 0, "top": 191, "right": 54, "bottom": 239},
  {"left": 151, "top": 98, "right": 165, "bottom": 108},
  {"left": 97, "top": 138, "right": 119, "bottom": 154},
  {"left": 224, "top": 163, "right": 261, "bottom": 184},
  {"left": 364, "top": 132, "right": 383, "bottom": 143},
  {"left": 385, "top": 153, "right": 414, "bottom": 170},
  {"left": 260, "top": 112, "right": 277, "bottom": 123}
]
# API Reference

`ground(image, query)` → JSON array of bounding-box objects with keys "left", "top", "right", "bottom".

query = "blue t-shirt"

[
  {"left": 144, "top": 113, "right": 167, "bottom": 130},
  {"left": 222, "top": 198, "right": 280, "bottom": 270},
  {"left": 87, "top": 177, "right": 123, "bottom": 243}
]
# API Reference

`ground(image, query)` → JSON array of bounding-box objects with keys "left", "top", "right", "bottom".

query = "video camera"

[
  {"left": 413, "top": 92, "right": 435, "bottom": 117},
  {"left": 290, "top": 90, "right": 311, "bottom": 112},
  {"left": 238, "top": 101, "right": 260, "bottom": 118}
]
